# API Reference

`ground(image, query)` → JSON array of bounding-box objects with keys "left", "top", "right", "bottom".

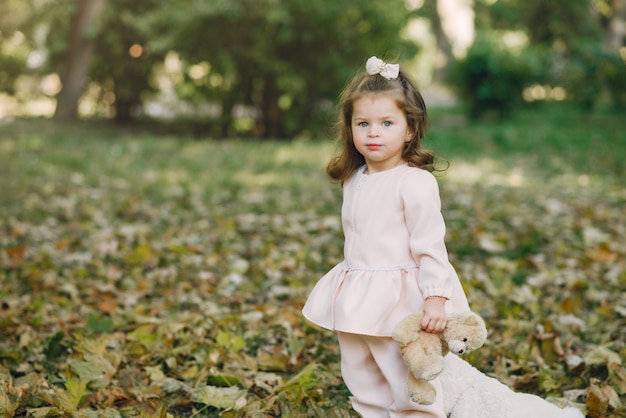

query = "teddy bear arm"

[
  {"left": 405, "top": 333, "right": 445, "bottom": 378},
  {"left": 392, "top": 314, "right": 423, "bottom": 346},
  {"left": 402, "top": 350, "right": 444, "bottom": 381},
  {"left": 407, "top": 373, "right": 438, "bottom": 405},
  {"left": 414, "top": 331, "right": 444, "bottom": 355}
]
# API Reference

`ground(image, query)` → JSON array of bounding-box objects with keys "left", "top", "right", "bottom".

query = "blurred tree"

[
  {"left": 476, "top": 0, "right": 599, "bottom": 48},
  {"left": 88, "top": 0, "right": 165, "bottom": 123},
  {"left": 43, "top": 0, "right": 165, "bottom": 122},
  {"left": 19, "top": 0, "right": 415, "bottom": 135},
  {"left": 414, "top": 0, "right": 455, "bottom": 84},
  {"left": 142, "top": 0, "right": 417, "bottom": 138},
  {"left": 54, "top": 0, "right": 107, "bottom": 121},
  {"left": 459, "top": 0, "right": 626, "bottom": 112},
  {"left": 430, "top": 0, "right": 475, "bottom": 83},
  {"left": 0, "top": 0, "right": 39, "bottom": 96},
  {"left": 447, "top": 32, "right": 543, "bottom": 118},
  {"left": 3, "top": 0, "right": 624, "bottom": 126},
  {"left": 605, "top": 0, "right": 626, "bottom": 50}
]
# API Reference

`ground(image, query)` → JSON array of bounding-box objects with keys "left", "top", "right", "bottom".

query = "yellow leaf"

[
  {"left": 124, "top": 244, "right": 155, "bottom": 265},
  {"left": 76, "top": 335, "right": 107, "bottom": 355},
  {"left": 178, "top": 365, "right": 198, "bottom": 380},
  {"left": 0, "top": 384, "right": 16, "bottom": 417},
  {"left": 610, "top": 362, "right": 626, "bottom": 395},
  {"left": 65, "top": 378, "right": 88, "bottom": 408},
  {"left": 127, "top": 324, "right": 158, "bottom": 347},
  {"left": 145, "top": 365, "right": 166, "bottom": 383},
  {"left": 68, "top": 355, "right": 116, "bottom": 390},
  {"left": 216, "top": 330, "right": 246, "bottom": 353},
  {"left": 52, "top": 387, "right": 78, "bottom": 413},
  {"left": 25, "top": 407, "right": 59, "bottom": 417}
]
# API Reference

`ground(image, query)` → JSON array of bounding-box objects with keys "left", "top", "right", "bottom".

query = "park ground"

[{"left": 0, "top": 104, "right": 625, "bottom": 417}]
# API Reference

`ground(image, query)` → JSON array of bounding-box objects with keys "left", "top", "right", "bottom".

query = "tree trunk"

[
  {"left": 433, "top": 0, "right": 475, "bottom": 83},
  {"left": 53, "top": 0, "right": 107, "bottom": 121},
  {"left": 431, "top": 0, "right": 455, "bottom": 83},
  {"left": 607, "top": 0, "right": 626, "bottom": 51},
  {"left": 261, "top": 75, "right": 281, "bottom": 139}
]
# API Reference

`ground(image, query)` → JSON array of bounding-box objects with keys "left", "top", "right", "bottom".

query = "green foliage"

[
  {"left": 91, "top": 0, "right": 166, "bottom": 122},
  {"left": 43, "top": 331, "right": 67, "bottom": 362},
  {"left": 553, "top": 42, "right": 626, "bottom": 109},
  {"left": 0, "top": 53, "right": 24, "bottom": 95},
  {"left": 39, "top": 0, "right": 165, "bottom": 122},
  {"left": 13, "top": 0, "right": 415, "bottom": 135},
  {"left": 477, "top": 0, "right": 599, "bottom": 48},
  {"left": 86, "top": 314, "right": 115, "bottom": 334},
  {"left": 4, "top": 0, "right": 623, "bottom": 135},
  {"left": 0, "top": 0, "right": 37, "bottom": 95},
  {"left": 472, "top": 0, "right": 626, "bottom": 112},
  {"left": 602, "top": 53, "right": 626, "bottom": 108},
  {"left": 24, "top": 0, "right": 76, "bottom": 72},
  {"left": 139, "top": 0, "right": 417, "bottom": 138},
  {"left": 1, "top": 107, "right": 625, "bottom": 416},
  {"left": 447, "top": 32, "right": 541, "bottom": 119}
]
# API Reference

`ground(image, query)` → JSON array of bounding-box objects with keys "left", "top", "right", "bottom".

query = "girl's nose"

[{"left": 368, "top": 127, "right": 380, "bottom": 137}]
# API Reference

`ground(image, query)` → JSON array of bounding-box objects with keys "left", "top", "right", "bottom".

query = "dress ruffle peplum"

[{"left": 302, "top": 164, "right": 469, "bottom": 337}]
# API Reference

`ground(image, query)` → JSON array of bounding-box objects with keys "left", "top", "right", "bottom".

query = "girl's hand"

[{"left": 421, "top": 296, "right": 447, "bottom": 333}]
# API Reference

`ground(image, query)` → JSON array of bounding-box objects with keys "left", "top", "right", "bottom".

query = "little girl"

[{"left": 302, "top": 56, "right": 470, "bottom": 417}]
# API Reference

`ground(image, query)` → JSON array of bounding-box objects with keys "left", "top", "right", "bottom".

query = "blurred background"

[
  {"left": 1, "top": 2, "right": 625, "bottom": 416},
  {"left": 1, "top": 0, "right": 624, "bottom": 139}
]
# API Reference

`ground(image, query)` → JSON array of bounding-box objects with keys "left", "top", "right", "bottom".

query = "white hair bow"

[{"left": 366, "top": 56, "right": 400, "bottom": 80}]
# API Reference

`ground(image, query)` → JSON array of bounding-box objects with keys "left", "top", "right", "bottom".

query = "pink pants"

[{"left": 338, "top": 332, "right": 445, "bottom": 418}]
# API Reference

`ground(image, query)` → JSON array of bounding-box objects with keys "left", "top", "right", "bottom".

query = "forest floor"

[{"left": 1, "top": 105, "right": 625, "bottom": 417}]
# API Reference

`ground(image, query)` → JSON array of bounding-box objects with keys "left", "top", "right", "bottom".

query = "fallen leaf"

[{"left": 191, "top": 385, "right": 247, "bottom": 409}]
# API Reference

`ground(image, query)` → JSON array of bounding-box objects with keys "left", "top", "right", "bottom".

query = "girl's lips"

[{"left": 366, "top": 144, "right": 382, "bottom": 150}]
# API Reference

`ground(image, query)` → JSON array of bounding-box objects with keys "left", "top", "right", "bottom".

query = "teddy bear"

[
  {"left": 439, "top": 354, "right": 586, "bottom": 418},
  {"left": 391, "top": 311, "right": 488, "bottom": 405}
]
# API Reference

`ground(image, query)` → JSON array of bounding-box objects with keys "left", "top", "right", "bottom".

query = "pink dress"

[{"left": 302, "top": 164, "right": 469, "bottom": 337}]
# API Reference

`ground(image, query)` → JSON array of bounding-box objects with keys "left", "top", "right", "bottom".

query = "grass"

[
  {"left": 429, "top": 104, "right": 625, "bottom": 179},
  {"left": 0, "top": 104, "right": 625, "bottom": 416}
]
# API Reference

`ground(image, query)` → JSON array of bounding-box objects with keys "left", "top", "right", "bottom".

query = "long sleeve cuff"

[{"left": 421, "top": 287, "right": 452, "bottom": 300}]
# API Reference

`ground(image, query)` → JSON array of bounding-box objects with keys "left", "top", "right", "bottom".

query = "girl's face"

[{"left": 351, "top": 94, "right": 412, "bottom": 174}]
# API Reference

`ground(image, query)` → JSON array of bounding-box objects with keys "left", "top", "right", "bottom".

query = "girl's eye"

[
  {"left": 382, "top": 121, "right": 392, "bottom": 127},
  {"left": 358, "top": 122, "right": 368, "bottom": 128}
]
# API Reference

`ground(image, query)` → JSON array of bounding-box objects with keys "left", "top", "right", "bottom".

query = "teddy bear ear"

[
  {"left": 470, "top": 315, "right": 488, "bottom": 344},
  {"left": 468, "top": 313, "right": 486, "bottom": 327}
]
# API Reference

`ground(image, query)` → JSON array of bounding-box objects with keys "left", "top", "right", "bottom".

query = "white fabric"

[
  {"left": 440, "top": 355, "right": 586, "bottom": 418},
  {"left": 366, "top": 56, "right": 400, "bottom": 80},
  {"left": 338, "top": 332, "right": 446, "bottom": 418}
]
